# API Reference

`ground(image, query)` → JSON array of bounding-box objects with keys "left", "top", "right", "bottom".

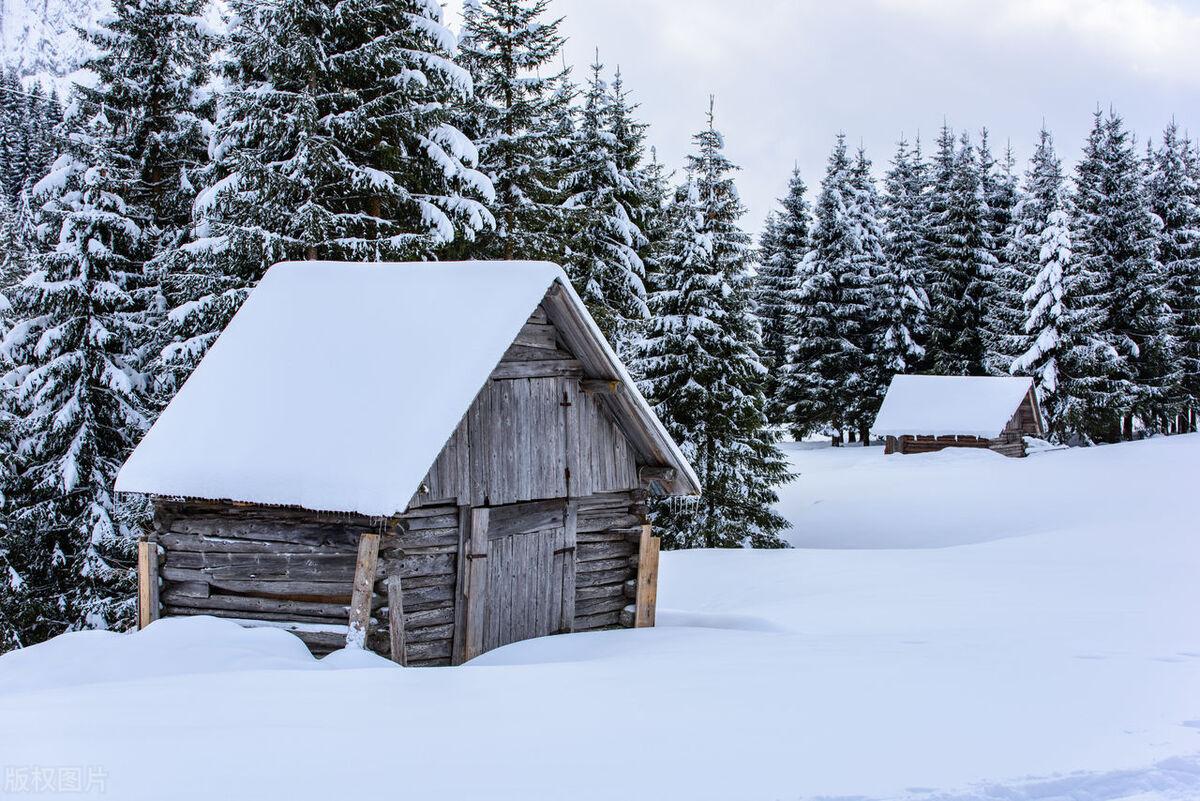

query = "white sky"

[{"left": 443, "top": 0, "right": 1200, "bottom": 238}]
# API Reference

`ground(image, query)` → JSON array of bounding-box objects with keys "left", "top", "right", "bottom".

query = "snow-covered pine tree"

[
  {"left": 848, "top": 144, "right": 889, "bottom": 441},
  {"left": 559, "top": 57, "right": 648, "bottom": 344},
  {"left": 158, "top": 0, "right": 494, "bottom": 393},
  {"left": 1, "top": 68, "right": 29, "bottom": 198},
  {"left": 756, "top": 167, "right": 809, "bottom": 423},
  {"left": 1145, "top": 121, "right": 1200, "bottom": 432},
  {"left": 1073, "top": 110, "right": 1174, "bottom": 438},
  {"left": 77, "top": 0, "right": 216, "bottom": 256},
  {"left": 0, "top": 107, "right": 148, "bottom": 643},
  {"left": 878, "top": 135, "right": 929, "bottom": 376},
  {"left": 632, "top": 102, "right": 789, "bottom": 549},
  {"left": 925, "top": 128, "right": 994, "bottom": 375},
  {"left": 778, "top": 134, "right": 872, "bottom": 442},
  {"left": 454, "top": 0, "right": 569, "bottom": 260},
  {"left": 1008, "top": 127, "right": 1075, "bottom": 438},
  {"left": 980, "top": 132, "right": 1023, "bottom": 376}
]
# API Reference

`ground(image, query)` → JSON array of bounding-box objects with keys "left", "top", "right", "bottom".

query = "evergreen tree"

[
  {"left": 778, "top": 134, "right": 872, "bottom": 442},
  {"left": 925, "top": 128, "right": 993, "bottom": 375},
  {"left": 878, "top": 135, "right": 929, "bottom": 376},
  {"left": 847, "top": 144, "right": 889, "bottom": 440},
  {"left": 454, "top": 0, "right": 569, "bottom": 260},
  {"left": 1145, "top": 121, "right": 1200, "bottom": 431},
  {"left": 632, "top": 103, "right": 789, "bottom": 549},
  {"left": 980, "top": 132, "right": 1023, "bottom": 376},
  {"left": 756, "top": 167, "right": 809, "bottom": 422},
  {"left": 158, "top": 0, "right": 494, "bottom": 392},
  {"left": 0, "top": 109, "right": 148, "bottom": 643},
  {"left": 1009, "top": 128, "right": 1075, "bottom": 437},
  {"left": 559, "top": 57, "right": 649, "bottom": 344},
  {"left": 1073, "top": 110, "right": 1174, "bottom": 438}
]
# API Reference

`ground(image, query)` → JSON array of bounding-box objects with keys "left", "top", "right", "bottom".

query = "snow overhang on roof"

[
  {"left": 115, "top": 260, "right": 700, "bottom": 517},
  {"left": 871, "top": 374, "right": 1035, "bottom": 439}
]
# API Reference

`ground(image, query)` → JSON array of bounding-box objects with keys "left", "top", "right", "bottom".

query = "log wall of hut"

[{"left": 148, "top": 303, "right": 659, "bottom": 664}]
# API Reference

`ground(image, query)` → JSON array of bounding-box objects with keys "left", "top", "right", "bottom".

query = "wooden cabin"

[
  {"left": 873, "top": 374, "right": 1045, "bottom": 458},
  {"left": 116, "top": 261, "right": 700, "bottom": 665}
]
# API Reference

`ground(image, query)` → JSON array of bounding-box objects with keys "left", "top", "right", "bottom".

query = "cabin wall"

[
  {"left": 151, "top": 489, "right": 646, "bottom": 664},
  {"left": 414, "top": 306, "right": 640, "bottom": 508},
  {"left": 886, "top": 433, "right": 1027, "bottom": 458}
]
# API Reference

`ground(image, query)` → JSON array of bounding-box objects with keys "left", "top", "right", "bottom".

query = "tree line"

[{"left": 758, "top": 116, "right": 1200, "bottom": 446}]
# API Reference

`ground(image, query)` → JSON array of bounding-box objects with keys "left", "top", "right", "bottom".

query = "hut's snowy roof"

[
  {"left": 116, "top": 260, "right": 698, "bottom": 516},
  {"left": 871, "top": 374, "right": 1035, "bottom": 438}
]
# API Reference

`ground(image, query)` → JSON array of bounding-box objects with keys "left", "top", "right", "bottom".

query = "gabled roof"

[
  {"left": 115, "top": 261, "right": 699, "bottom": 517},
  {"left": 871, "top": 374, "right": 1037, "bottom": 438}
]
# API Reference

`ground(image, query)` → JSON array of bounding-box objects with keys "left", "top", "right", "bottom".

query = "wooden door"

[{"left": 455, "top": 503, "right": 577, "bottom": 663}]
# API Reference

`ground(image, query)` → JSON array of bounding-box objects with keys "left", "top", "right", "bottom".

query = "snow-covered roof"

[
  {"left": 871, "top": 374, "right": 1036, "bottom": 439},
  {"left": 116, "top": 260, "right": 699, "bottom": 516}
]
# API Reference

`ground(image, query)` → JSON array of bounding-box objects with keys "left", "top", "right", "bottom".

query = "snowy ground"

[{"left": 1, "top": 436, "right": 1198, "bottom": 800}]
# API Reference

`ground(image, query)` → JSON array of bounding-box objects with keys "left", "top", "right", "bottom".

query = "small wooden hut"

[
  {"left": 116, "top": 261, "right": 700, "bottom": 665},
  {"left": 872, "top": 374, "right": 1045, "bottom": 458}
]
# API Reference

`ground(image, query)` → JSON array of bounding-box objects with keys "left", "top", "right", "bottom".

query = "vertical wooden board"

[
  {"left": 387, "top": 575, "right": 407, "bottom": 666},
  {"left": 346, "top": 531, "right": 381, "bottom": 648},
  {"left": 451, "top": 506, "right": 470, "bottom": 665},
  {"left": 457, "top": 419, "right": 471, "bottom": 504},
  {"left": 561, "top": 501, "right": 577, "bottom": 632},
  {"left": 468, "top": 392, "right": 486, "bottom": 506},
  {"left": 464, "top": 508, "right": 490, "bottom": 661},
  {"left": 563, "top": 378, "right": 583, "bottom": 498},
  {"left": 634, "top": 525, "right": 660, "bottom": 628},
  {"left": 137, "top": 540, "right": 160, "bottom": 630}
]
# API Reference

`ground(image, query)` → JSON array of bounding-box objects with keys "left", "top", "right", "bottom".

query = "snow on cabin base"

[{"left": 1, "top": 436, "right": 1198, "bottom": 801}]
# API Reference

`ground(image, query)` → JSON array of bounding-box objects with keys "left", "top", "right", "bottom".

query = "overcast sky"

[{"left": 443, "top": 0, "right": 1200, "bottom": 238}]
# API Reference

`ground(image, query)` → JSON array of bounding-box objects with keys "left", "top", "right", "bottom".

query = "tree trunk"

[
  {"left": 1122, "top": 413, "right": 1134, "bottom": 441},
  {"left": 860, "top": 424, "right": 870, "bottom": 445},
  {"left": 847, "top": 429, "right": 857, "bottom": 444},
  {"left": 831, "top": 431, "right": 843, "bottom": 447}
]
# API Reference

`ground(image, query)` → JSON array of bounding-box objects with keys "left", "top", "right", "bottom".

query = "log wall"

[{"left": 151, "top": 489, "right": 646, "bottom": 665}]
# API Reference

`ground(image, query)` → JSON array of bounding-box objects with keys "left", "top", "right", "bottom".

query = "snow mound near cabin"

[{"left": 0, "top": 616, "right": 394, "bottom": 696}]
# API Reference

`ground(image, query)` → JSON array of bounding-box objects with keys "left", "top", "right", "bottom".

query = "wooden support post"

[
  {"left": 345, "top": 531, "right": 381, "bottom": 649},
  {"left": 137, "top": 538, "right": 160, "bottom": 630},
  {"left": 462, "top": 507, "right": 490, "bottom": 662},
  {"left": 387, "top": 575, "right": 407, "bottom": 666},
  {"left": 634, "top": 524, "right": 660, "bottom": 628}
]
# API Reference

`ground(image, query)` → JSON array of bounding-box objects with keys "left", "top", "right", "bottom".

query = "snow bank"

[
  {"left": 4, "top": 436, "right": 1199, "bottom": 801},
  {"left": 0, "top": 616, "right": 393, "bottom": 696},
  {"left": 872, "top": 373, "right": 1035, "bottom": 437}
]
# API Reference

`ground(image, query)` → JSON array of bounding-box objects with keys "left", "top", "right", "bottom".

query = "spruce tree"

[
  {"left": 158, "top": 0, "right": 493, "bottom": 392},
  {"left": 1008, "top": 128, "right": 1075, "bottom": 438},
  {"left": 878, "top": 135, "right": 929, "bottom": 376},
  {"left": 980, "top": 133, "right": 1023, "bottom": 376},
  {"left": 0, "top": 109, "right": 147, "bottom": 642},
  {"left": 632, "top": 103, "right": 789, "bottom": 549},
  {"left": 778, "top": 134, "right": 871, "bottom": 442},
  {"left": 559, "top": 57, "right": 648, "bottom": 343},
  {"left": 925, "top": 128, "right": 994, "bottom": 375},
  {"left": 848, "top": 145, "right": 889, "bottom": 440},
  {"left": 1073, "top": 110, "right": 1174, "bottom": 438},
  {"left": 454, "top": 0, "right": 569, "bottom": 260},
  {"left": 1145, "top": 121, "right": 1200, "bottom": 431},
  {"left": 756, "top": 168, "right": 809, "bottom": 423}
]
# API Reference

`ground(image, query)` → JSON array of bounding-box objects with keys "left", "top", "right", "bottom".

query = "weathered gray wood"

[
  {"left": 561, "top": 501, "right": 577, "bottom": 633},
  {"left": 346, "top": 531, "right": 381, "bottom": 648},
  {"left": 576, "top": 568, "right": 629, "bottom": 587},
  {"left": 580, "top": 378, "right": 619, "bottom": 395},
  {"left": 161, "top": 591, "right": 359, "bottom": 618},
  {"left": 574, "top": 610, "right": 622, "bottom": 630},
  {"left": 387, "top": 575, "right": 407, "bottom": 666},
  {"left": 512, "top": 321, "right": 557, "bottom": 349},
  {"left": 577, "top": 541, "right": 634, "bottom": 562},
  {"left": 463, "top": 507, "right": 490, "bottom": 661},
  {"left": 451, "top": 505, "right": 470, "bottom": 665},
  {"left": 490, "top": 359, "right": 583, "bottom": 380}
]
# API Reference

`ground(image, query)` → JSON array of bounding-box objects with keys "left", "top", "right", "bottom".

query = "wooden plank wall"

[
  {"left": 889, "top": 433, "right": 1026, "bottom": 458},
  {"left": 414, "top": 307, "right": 639, "bottom": 508},
  {"left": 154, "top": 489, "right": 647, "bottom": 664}
]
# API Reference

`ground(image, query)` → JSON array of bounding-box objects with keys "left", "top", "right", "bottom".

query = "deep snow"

[{"left": 2, "top": 435, "right": 1199, "bottom": 800}]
